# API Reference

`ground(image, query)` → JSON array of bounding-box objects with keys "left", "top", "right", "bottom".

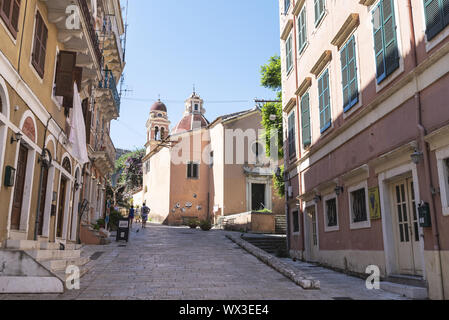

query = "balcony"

[
  {"left": 92, "top": 133, "right": 116, "bottom": 176},
  {"left": 101, "top": 15, "right": 125, "bottom": 80},
  {"left": 96, "top": 69, "right": 120, "bottom": 121},
  {"left": 40, "top": 0, "right": 103, "bottom": 80}
]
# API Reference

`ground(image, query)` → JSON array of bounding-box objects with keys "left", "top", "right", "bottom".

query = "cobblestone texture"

[{"left": 0, "top": 225, "right": 407, "bottom": 300}]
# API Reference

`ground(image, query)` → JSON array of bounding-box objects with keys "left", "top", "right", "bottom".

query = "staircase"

[
  {"left": 1, "top": 240, "right": 91, "bottom": 293},
  {"left": 241, "top": 235, "right": 287, "bottom": 255},
  {"left": 275, "top": 215, "right": 287, "bottom": 235}
]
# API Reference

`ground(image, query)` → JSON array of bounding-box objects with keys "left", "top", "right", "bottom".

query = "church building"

[{"left": 141, "top": 91, "right": 284, "bottom": 229}]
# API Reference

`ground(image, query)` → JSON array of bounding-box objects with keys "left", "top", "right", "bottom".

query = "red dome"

[{"left": 151, "top": 101, "right": 167, "bottom": 112}]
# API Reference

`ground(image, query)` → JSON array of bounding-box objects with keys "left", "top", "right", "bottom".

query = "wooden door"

[
  {"left": 391, "top": 178, "right": 423, "bottom": 276},
  {"left": 57, "top": 177, "right": 67, "bottom": 238},
  {"left": 37, "top": 166, "right": 49, "bottom": 236},
  {"left": 11, "top": 144, "right": 28, "bottom": 230},
  {"left": 306, "top": 206, "right": 319, "bottom": 262}
]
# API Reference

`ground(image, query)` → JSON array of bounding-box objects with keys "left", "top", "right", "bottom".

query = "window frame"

[
  {"left": 318, "top": 68, "right": 332, "bottom": 134},
  {"left": 0, "top": 0, "right": 21, "bottom": 39},
  {"left": 285, "top": 32, "right": 293, "bottom": 75},
  {"left": 314, "top": 0, "right": 326, "bottom": 27},
  {"left": 284, "top": 0, "right": 291, "bottom": 15},
  {"left": 297, "top": 5, "right": 307, "bottom": 55},
  {"left": 31, "top": 9, "right": 48, "bottom": 79},
  {"left": 323, "top": 193, "right": 339, "bottom": 232},
  {"left": 371, "top": 0, "right": 400, "bottom": 84},
  {"left": 300, "top": 91, "right": 311, "bottom": 148},
  {"left": 348, "top": 181, "right": 372, "bottom": 230},
  {"left": 436, "top": 146, "right": 449, "bottom": 216},
  {"left": 292, "top": 210, "right": 300, "bottom": 235},
  {"left": 287, "top": 109, "right": 297, "bottom": 159},
  {"left": 423, "top": 0, "right": 449, "bottom": 41},
  {"left": 187, "top": 161, "right": 200, "bottom": 180},
  {"left": 340, "top": 35, "right": 360, "bottom": 113}
]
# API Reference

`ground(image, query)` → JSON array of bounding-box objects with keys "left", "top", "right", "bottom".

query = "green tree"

[{"left": 260, "top": 55, "right": 285, "bottom": 197}]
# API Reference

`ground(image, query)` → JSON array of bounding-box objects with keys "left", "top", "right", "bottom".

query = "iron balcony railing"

[
  {"left": 78, "top": 0, "right": 103, "bottom": 67},
  {"left": 99, "top": 69, "right": 121, "bottom": 114}
]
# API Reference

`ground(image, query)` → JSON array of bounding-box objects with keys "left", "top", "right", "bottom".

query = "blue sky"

[{"left": 111, "top": 0, "right": 280, "bottom": 151}]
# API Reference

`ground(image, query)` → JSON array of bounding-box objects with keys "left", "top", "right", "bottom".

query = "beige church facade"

[{"left": 142, "top": 92, "right": 284, "bottom": 228}]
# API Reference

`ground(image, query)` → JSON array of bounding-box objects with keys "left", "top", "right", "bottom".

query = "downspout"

[
  {"left": 17, "top": 0, "right": 28, "bottom": 75},
  {"left": 406, "top": 1, "right": 445, "bottom": 299}
]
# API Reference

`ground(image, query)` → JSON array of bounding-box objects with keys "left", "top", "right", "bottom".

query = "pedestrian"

[
  {"left": 128, "top": 205, "right": 135, "bottom": 228},
  {"left": 141, "top": 203, "right": 150, "bottom": 229}
]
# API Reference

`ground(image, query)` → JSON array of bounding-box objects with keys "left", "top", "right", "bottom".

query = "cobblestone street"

[{"left": 1, "top": 225, "right": 406, "bottom": 300}]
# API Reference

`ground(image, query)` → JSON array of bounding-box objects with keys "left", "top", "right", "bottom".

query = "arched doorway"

[
  {"left": 70, "top": 167, "right": 81, "bottom": 241},
  {"left": 56, "top": 157, "right": 72, "bottom": 238}
]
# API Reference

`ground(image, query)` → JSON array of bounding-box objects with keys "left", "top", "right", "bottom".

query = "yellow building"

[{"left": 0, "top": 0, "right": 124, "bottom": 249}]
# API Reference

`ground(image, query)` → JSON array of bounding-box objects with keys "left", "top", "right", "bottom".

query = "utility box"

[
  {"left": 418, "top": 202, "right": 432, "bottom": 228},
  {"left": 4, "top": 166, "right": 16, "bottom": 187},
  {"left": 116, "top": 218, "right": 130, "bottom": 242}
]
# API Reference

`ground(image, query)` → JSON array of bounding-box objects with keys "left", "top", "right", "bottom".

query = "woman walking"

[{"left": 128, "top": 205, "right": 135, "bottom": 228}]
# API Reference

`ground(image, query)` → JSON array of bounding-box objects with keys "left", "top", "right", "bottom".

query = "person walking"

[
  {"left": 128, "top": 205, "right": 135, "bottom": 228},
  {"left": 141, "top": 203, "right": 150, "bottom": 229}
]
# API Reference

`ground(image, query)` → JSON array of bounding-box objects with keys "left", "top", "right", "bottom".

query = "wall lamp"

[
  {"left": 314, "top": 195, "right": 322, "bottom": 203},
  {"left": 411, "top": 150, "right": 424, "bottom": 165},
  {"left": 10, "top": 132, "right": 23, "bottom": 144},
  {"left": 335, "top": 186, "right": 344, "bottom": 196},
  {"left": 74, "top": 181, "right": 80, "bottom": 191}
]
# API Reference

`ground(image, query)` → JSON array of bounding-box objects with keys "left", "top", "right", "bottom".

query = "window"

[
  {"left": 372, "top": 0, "right": 399, "bottom": 84},
  {"left": 187, "top": 162, "right": 199, "bottom": 179},
  {"left": 351, "top": 188, "right": 368, "bottom": 223},
  {"left": 292, "top": 211, "right": 300, "bottom": 233},
  {"left": 0, "top": 0, "right": 20, "bottom": 38},
  {"left": 300, "top": 92, "right": 311, "bottom": 148},
  {"left": 341, "top": 36, "right": 359, "bottom": 112},
  {"left": 297, "top": 6, "right": 307, "bottom": 54},
  {"left": 252, "top": 141, "right": 264, "bottom": 161},
  {"left": 445, "top": 158, "right": 449, "bottom": 184},
  {"left": 194, "top": 104, "right": 199, "bottom": 111},
  {"left": 31, "top": 11, "right": 48, "bottom": 78},
  {"left": 286, "top": 33, "right": 293, "bottom": 74},
  {"left": 288, "top": 111, "right": 296, "bottom": 158},
  {"left": 318, "top": 69, "right": 331, "bottom": 133},
  {"left": 314, "top": 0, "right": 325, "bottom": 25},
  {"left": 424, "top": 0, "right": 449, "bottom": 40},
  {"left": 284, "top": 0, "right": 291, "bottom": 15},
  {"left": 325, "top": 197, "right": 338, "bottom": 229}
]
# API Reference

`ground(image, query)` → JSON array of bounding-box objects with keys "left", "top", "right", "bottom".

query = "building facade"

[
  {"left": 279, "top": 0, "right": 449, "bottom": 299},
  {"left": 0, "top": 0, "right": 124, "bottom": 247},
  {"left": 142, "top": 92, "right": 284, "bottom": 229}
]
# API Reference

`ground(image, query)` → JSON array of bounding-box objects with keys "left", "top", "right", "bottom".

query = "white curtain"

[{"left": 70, "top": 83, "right": 89, "bottom": 165}]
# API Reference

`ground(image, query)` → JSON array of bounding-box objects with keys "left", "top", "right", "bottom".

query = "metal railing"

[
  {"left": 78, "top": 0, "right": 103, "bottom": 67},
  {"left": 99, "top": 69, "right": 121, "bottom": 114}
]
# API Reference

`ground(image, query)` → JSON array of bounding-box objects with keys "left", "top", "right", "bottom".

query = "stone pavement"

[{"left": 0, "top": 224, "right": 407, "bottom": 300}]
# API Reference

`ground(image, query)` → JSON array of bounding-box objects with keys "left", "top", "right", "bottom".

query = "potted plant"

[
  {"left": 200, "top": 219, "right": 212, "bottom": 231},
  {"left": 188, "top": 218, "right": 199, "bottom": 229}
]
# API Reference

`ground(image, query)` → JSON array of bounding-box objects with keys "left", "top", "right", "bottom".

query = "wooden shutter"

[
  {"left": 425, "top": 0, "right": 444, "bottom": 40},
  {"left": 0, "top": 0, "right": 20, "bottom": 38},
  {"left": 288, "top": 112, "right": 296, "bottom": 158},
  {"left": 373, "top": 4, "right": 385, "bottom": 81},
  {"left": 62, "top": 66, "right": 83, "bottom": 109},
  {"left": 32, "top": 12, "right": 47, "bottom": 78},
  {"left": 85, "top": 110, "right": 91, "bottom": 144},
  {"left": 193, "top": 164, "right": 198, "bottom": 178},
  {"left": 301, "top": 93, "right": 311, "bottom": 147},
  {"left": 319, "top": 70, "right": 331, "bottom": 132},
  {"left": 298, "top": 7, "right": 307, "bottom": 53},
  {"left": 382, "top": 0, "right": 399, "bottom": 77},
  {"left": 187, "top": 163, "right": 192, "bottom": 178},
  {"left": 314, "top": 0, "right": 324, "bottom": 23},
  {"left": 55, "top": 51, "right": 76, "bottom": 97}
]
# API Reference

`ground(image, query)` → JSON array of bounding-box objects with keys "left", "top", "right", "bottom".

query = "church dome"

[
  {"left": 172, "top": 114, "right": 209, "bottom": 135},
  {"left": 151, "top": 100, "right": 167, "bottom": 112}
]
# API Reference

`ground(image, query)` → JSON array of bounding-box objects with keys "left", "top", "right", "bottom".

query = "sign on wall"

[{"left": 369, "top": 187, "right": 381, "bottom": 220}]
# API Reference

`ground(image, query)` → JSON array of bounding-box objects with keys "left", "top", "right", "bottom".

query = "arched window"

[
  {"left": 62, "top": 157, "right": 72, "bottom": 175},
  {"left": 160, "top": 127, "right": 165, "bottom": 140},
  {"left": 154, "top": 126, "right": 160, "bottom": 141}
]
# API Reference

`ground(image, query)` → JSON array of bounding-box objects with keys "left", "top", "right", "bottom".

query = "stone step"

[
  {"left": 381, "top": 281, "right": 428, "bottom": 300},
  {"left": 40, "top": 256, "right": 90, "bottom": 272},
  {"left": 39, "top": 242, "right": 83, "bottom": 251},
  {"left": 0, "top": 277, "right": 63, "bottom": 294},
  {"left": 6, "top": 240, "right": 40, "bottom": 250},
  {"left": 27, "top": 249, "right": 81, "bottom": 261}
]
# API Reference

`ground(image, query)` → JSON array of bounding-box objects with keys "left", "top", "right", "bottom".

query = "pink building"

[{"left": 279, "top": 0, "right": 449, "bottom": 299}]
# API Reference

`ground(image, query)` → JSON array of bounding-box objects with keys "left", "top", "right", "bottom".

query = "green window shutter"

[
  {"left": 298, "top": 7, "right": 307, "bottom": 53},
  {"left": 425, "top": 0, "right": 444, "bottom": 40},
  {"left": 382, "top": 0, "right": 399, "bottom": 77},
  {"left": 341, "top": 36, "right": 359, "bottom": 112},
  {"left": 443, "top": 0, "right": 449, "bottom": 26},
  {"left": 301, "top": 93, "right": 311, "bottom": 147},
  {"left": 314, "top": 0, "right": 325, "bottom": 24},
  {"left": 286, "top": 35, "right": 293, "bottom": 73},
  {"left": 288, "top": 112, "right": 296, "bottom": 158},
  {"left": 372, "top": 0, "right": 399, "bottom": 83},
  {"left": 318, "top": 69, "right": 331, "bottom": 133}
]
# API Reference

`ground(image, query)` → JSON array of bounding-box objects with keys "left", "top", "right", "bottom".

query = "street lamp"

[
  {"left": 335, "top": 186, "right": 344, "bottom": 196},
  {"left": 10, "top": 132, "right": 23, "bottom": 144},
  {"left": 411, "top": 150, "right": 424, "bottom": 164}
]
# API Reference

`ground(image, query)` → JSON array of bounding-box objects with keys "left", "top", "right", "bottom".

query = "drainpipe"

[{"left": 407, "top": 1, "right": 445, "bottom": 299}]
